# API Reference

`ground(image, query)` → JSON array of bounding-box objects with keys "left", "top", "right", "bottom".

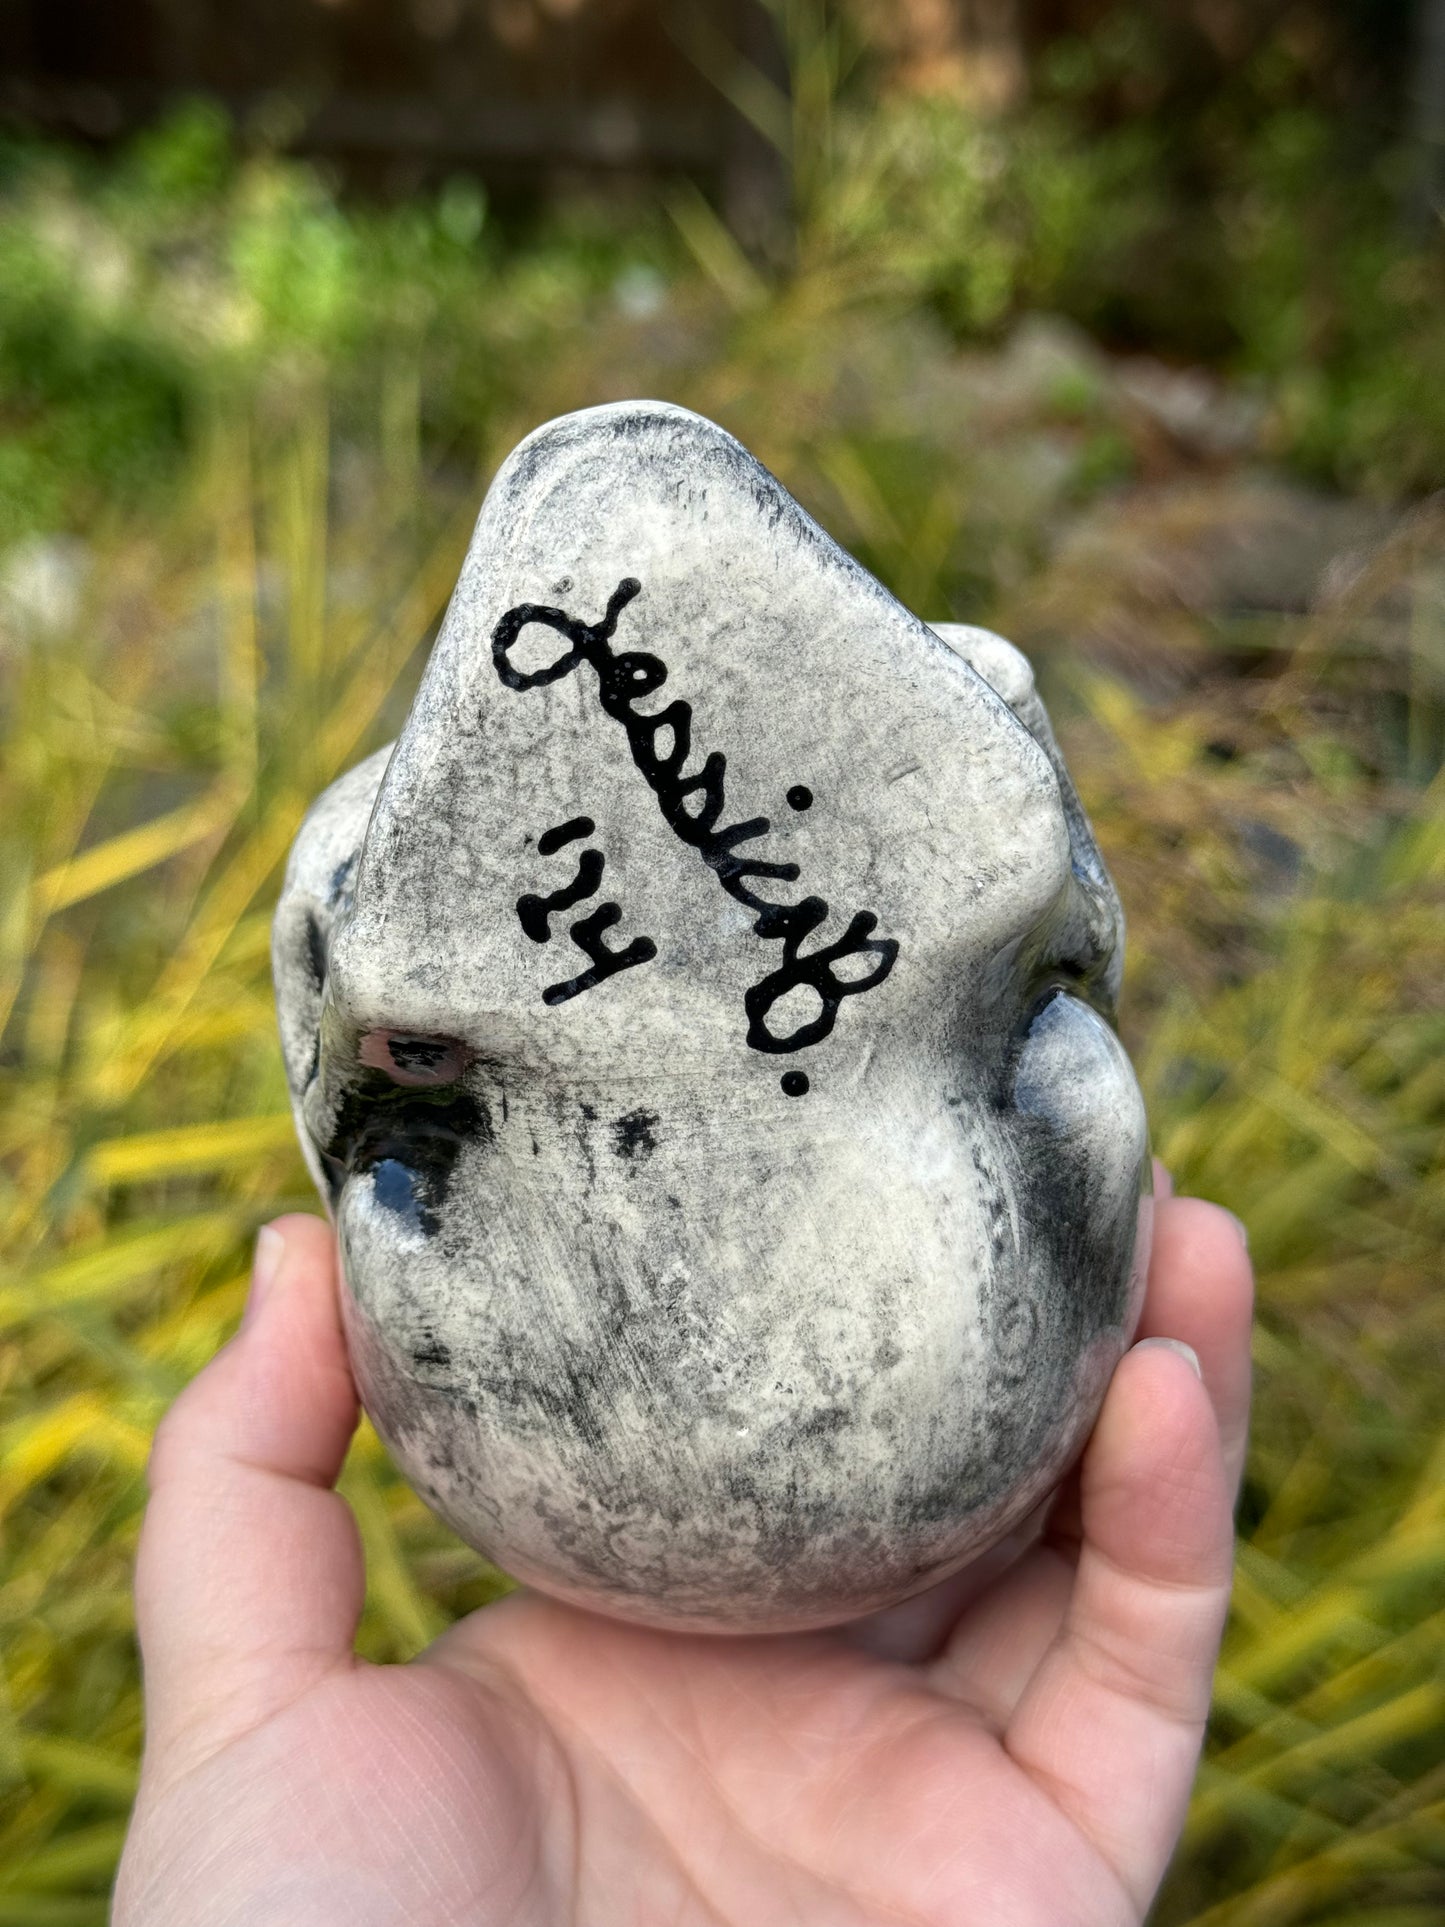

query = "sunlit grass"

[
  {"left": 1064, "top": 540, "right": 1445, "bottom": 1924},
  {"left": 2, "top": 380, "right": 1440, "bottom": 1922},
  {"left": 0, "top": 403, "right": 504, "bottom": 1922}
]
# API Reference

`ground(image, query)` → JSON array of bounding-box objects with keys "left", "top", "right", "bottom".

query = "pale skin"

[{"left": 115, "top": 1169, "right": 1253, "bottom": 1927}]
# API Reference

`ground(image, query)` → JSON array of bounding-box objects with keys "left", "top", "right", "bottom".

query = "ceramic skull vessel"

[{"left": 274, "top": 400, "right": 1150, "bottom": 1633}]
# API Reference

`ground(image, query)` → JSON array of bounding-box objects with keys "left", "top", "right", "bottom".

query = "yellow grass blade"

[
  {"left": 0, "top": 1820, "right": 130, "bottom": 1890},
  {"left": 85, "top": 1114, "right": 296, "bottom": 1187},
  {"left": 31, "top": 783, "right": 242, "bottom": 920},
  {"left": 0, "top": 1395, "right": 152, "bottom": 1520},
  {"left": 0, "top": 1903, "right": 111, "bottom": 1926},
  {"left": 666, "top": 180, "right": 767, "bottom": 311},
  {"left": 342, "top": 1453, "right": 449, "bottom": 1659},
  {"left": 0, "top": 1215, "right": 241, "bottom": 1330},
  {"left": 17, "top": 1737, "right": 137, "bottom": 1806}
]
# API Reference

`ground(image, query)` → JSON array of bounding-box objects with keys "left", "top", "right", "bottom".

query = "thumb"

[
  {"left": 1004, "top": 1337, "right": 1233, "bottom": 1911},
  {"left": 134, "top": 1215, "right": 364, "bottom": 1767}
]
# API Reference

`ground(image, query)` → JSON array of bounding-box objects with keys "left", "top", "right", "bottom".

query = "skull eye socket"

[
  {"left": 358, "top": 1030, "right": 470, "bottom": 1088},
  {"left": 309, "top": 1029, "right": 488, "bottom": 1234}
]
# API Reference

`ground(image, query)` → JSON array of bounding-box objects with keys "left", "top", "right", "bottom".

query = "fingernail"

[
  {"left": 1133, "top": 1336, "right": 1202, "bottom": 1378},
  {"left": 245, "top": 1223, "right": 285, "bottom": 1325},
  {"left": 1225, "top": 1210, "right": 1250, "bottom": 1250}
]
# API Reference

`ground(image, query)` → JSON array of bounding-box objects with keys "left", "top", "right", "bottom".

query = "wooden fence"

[{"left": 0, "top": 0, "right": 785, "bottom": 223}]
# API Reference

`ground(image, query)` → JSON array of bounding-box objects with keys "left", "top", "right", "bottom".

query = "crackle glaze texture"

[{"left": 273, "top": 400, "right": 1151, "bottom": 1633}]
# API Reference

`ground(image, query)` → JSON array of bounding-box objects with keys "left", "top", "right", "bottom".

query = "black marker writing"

[
  {"left": 538, "top": 815, "right": 596, "bottom": 856},
  {"left": 493, "top": 580, "right": 898, "bottom": 1053},
  {"left": 541, "top": 903, "right": 657, "bottom": 1007},
  {"left": 517, "top": 847, "right": 603, "bottom": 943},
  {"left": 517, "top": 814, "right": 657, "bottom": 1005}
]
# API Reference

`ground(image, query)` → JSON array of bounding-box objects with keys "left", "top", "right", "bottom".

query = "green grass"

[{"left": 1, "top": 65, "right": 1443, "bottom": 1922}]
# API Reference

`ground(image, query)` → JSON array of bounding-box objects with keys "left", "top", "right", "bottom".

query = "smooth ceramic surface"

[{"left": 274, "top": 400, "right": 1150, "bottom": 1632}]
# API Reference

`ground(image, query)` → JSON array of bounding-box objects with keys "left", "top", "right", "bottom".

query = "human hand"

[{"left": 114, "top": 1173, "right": 1252, "bottom": 1926}]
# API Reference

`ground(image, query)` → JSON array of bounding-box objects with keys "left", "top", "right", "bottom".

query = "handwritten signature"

[{"left": 495, "top": 578, "right": 898, "bottom": 1062}]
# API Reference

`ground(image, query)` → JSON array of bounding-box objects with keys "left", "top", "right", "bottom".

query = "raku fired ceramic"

[{"left": 273, "top": 400, "right": 1151, "bottom": 1633}]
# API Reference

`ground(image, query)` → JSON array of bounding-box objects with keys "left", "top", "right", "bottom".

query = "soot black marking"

[
  {"left": 517, "top": 818, "right": 657, "bottom": 1004},
  {"left": 493, "top": 579, "right": 898, "bottom": 1070},
  {"left": 780, "top": 1071, "right": 810, "bottom": 1097},
  {"left": 786, "top": 786, "right": 813, "bottom": 811},
  {"left": 313, "top": 1069, "right": 490, "bottom": 1237},
  {"left": 304, "top": 912, "right": 328, "bottom": 993},
  {"left": 612, "top": 1108, "right": 660, "bottom": 1160}
]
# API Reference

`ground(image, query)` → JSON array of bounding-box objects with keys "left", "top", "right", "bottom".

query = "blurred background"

[{"left": 0, "top": 3, "right": 1442, "bottom": 1919}]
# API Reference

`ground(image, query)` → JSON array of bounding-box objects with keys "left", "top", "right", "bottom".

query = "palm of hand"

[{"left": 116, "top": 1198, "right": 1251, "bottom": 1927}]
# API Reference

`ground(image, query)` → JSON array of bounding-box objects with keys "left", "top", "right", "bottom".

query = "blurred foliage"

[
  {"left": 1, "top": 8, "right": 1444, "bottom": 1922},
  {"left": 1, "top": 1, "right": 1443, "bottom": 550}
]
